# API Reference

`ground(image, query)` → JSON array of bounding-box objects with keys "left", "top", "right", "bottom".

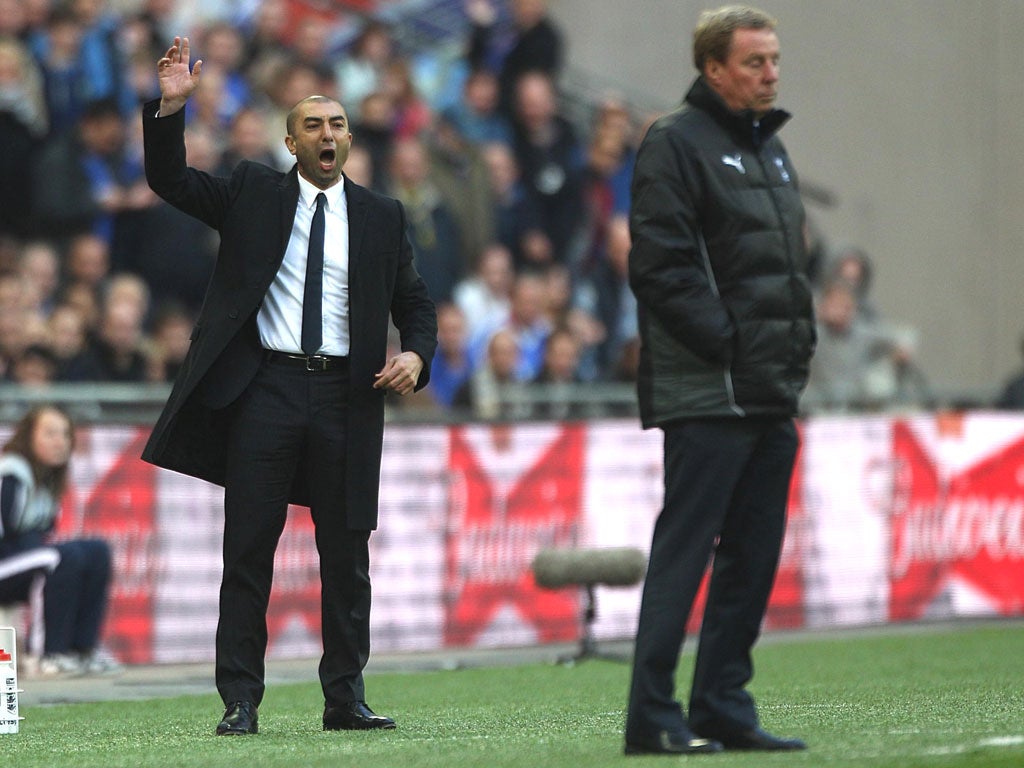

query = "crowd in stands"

[
  {"left": 0, "top": 0, "right": 996, "bottom": 417},
  {"left": 0, "top": 0, "right": 650, "bottom": 419}
]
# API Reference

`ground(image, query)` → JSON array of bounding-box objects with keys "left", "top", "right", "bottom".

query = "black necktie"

[{"left": 301, "top": 192, "right": 326, "bottom": 356}]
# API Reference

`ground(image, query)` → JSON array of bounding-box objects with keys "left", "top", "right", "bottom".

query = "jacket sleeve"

[
  {"left": 0, "top": 473, "right": 48, "bottom": 553},
  {"left": 628, "top": 122, "right": 735, "bottom": 364},
  {"left": 389, "top": 199, "right": 438, "bottom": 391},
  {"left": 141, "top": 98, "right": 232, "bottom": 230}
]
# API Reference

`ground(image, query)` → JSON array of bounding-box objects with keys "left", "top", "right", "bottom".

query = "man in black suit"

[{"left": 141, "top": 38, "right": 437, "bottom": 736}]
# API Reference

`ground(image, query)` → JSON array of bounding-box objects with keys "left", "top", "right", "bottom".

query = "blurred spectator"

[
  {"left": 574, "top": 146, "right": 629, "bottom": 373},
  {"left": 136, "top": 0, "right": 177, "bottom": 46},
  {"left": 388, "top": 136, "right": 462, "bottom": 304},
  {"left": 535, "top": 326, "right": 580, "bottom": 382},
  {"left": 441, "top": 67, "right": 512, "bottom": 146},
  {"left": 18, "top": 241, "right": 61, "bottom": 315},
  {"left": 30, "top": 6, "right": 90, "bottom": 137},
  {"left": 184, "top": 64, "right": 234, "bottom": 143},
  {"left": 290, "top": 14, "right": 336, "bottom": 82},
  {"left": 353, "top": 91, "right": 396, "bottom": 192},
  {"left": 995, "top": 333, "right": 1024, "bottom": 409},
  {"left": 511, "top": 71, "right": 584, "bottom": 265},
  {"left": 804, "top": 279, "right": 925, "bottom": 412},
  {"left": 466, "top": 0, "right": 564, "bottom": 118},
  {"left": 21, "top": 0, "right": 52, "bottom": 31},
  {"left": 47, "top": 302, "right": 92, "bottom": 381},
  {"left": 598, "top": 214, "right": 638, "bottom": 379},
  {"left": 9, "top": 342, "right": 59, "bottom": 387},
  {"left": 452, "top": 327, "right": 526, "bottom": 419},
  {"left": 56, "top": 282, "right": 101, "bottom": 343},
  {"left": 382, "top": 57, "right": 433, "bottom": 139},
  {"left": 0, "top": 37, "right": 48, "bottom": 238},
  {"left": 335, "top": 20, "right": 394, "bottom": 124},
  {"left": 428, "top": 303, "right": 472, "bottom": 408},
  {"left": 589, "top": 94, "right": 636, "bottom": 212},
  {"left": 821, "top": 245, "right": 878, "bottom": 320},
  {"left": 428, "top": 113, "right": 496, "bottom": 271},
  {"left": 194, "top": 21, "right": 251, "bottom": 123},
  {"left": 119, "top": 10, "right": 165, "bottom": 67},
  {"left": 612, "top": 336, "right": 640, "bottom": 383},
  {"left": 469, "top": 270, "right": 551, "bottom": 380},
  {"left": 0, "top": 270, "right": 49, "bottom": 378},
  {"left": 31, "top": 97, "right": 153, "bottom": 243},
  {"left": 535, "top": 260, "right": 603, "bottom": 381},
  {"left": 0, "top": 266, "right": 25, "bottom": 309},
  {"left": 63, "top": 233, "right": 111, "bottom": 295},
  {"left": 480, "top": 140, "right": 546, "bottom": 266},
  {"left": 0, "top": 0, "right": 29, "bottom": 37},
  {"left": 539, "top": 262, "right": 572, "bottom": 326},
  {"left": 342, "top": 143, "right": 374, "bottom": 188},
  {"left": 146, "top": 301, "right": 193, "bottom": 382},
  {"left": 68, "top": 0, "right": 133, "bottom": 114},
  {"left": 214, "top": 106, "right": 276, "bottom": 176},
  {"left": 240, "top": 0, "right": 291, "bottom": 81},
  {"left": 104, "top": 272, "right": 151, "bottom": 325},
  {"left": 529, "top": 325, "right": 585, "bottom": 420},
  {"left": 453, "top": 242, "right": 513, "bottom": 340},
  {"left": 75, "top": 294, "right": 148, "bottom": 381}
]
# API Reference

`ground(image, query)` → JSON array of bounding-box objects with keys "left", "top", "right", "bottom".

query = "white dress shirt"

[{"left": 258, "top": 174, "right": 350, "bottom": 356}]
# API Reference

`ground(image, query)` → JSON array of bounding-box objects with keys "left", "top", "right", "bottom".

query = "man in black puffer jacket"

[{"left": 624, "top": 5, "right": 814, "bottom": 757}]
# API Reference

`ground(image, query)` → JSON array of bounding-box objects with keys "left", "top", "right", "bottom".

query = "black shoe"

[
  {"left": 709, "top": 727, "right": 806, "bottom": 751},
  {"left": 323, "top": 701, "right": 396, "bottom": 731},
  {"left": 624, "top": 730, "right": 723, "bottom": 756},
  {"left": 216, "top": 701, "right": 258, "bottom": 735}
]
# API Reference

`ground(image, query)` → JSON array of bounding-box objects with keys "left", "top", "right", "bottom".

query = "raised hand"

[{"left": 156, "top": 36, "right": 202, "bottom": 116}]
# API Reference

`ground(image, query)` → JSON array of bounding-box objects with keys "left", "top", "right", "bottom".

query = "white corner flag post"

[{"left": 0, "top": 627, "right": 22, "bottom": 734}]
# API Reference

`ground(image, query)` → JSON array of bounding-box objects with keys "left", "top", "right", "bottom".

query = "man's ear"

[
  {"left": 284, "top": 135, "right": 296, "bottom": 155},
  {"left": 704, "top": 60, "right": 722, "bottom": 88}
]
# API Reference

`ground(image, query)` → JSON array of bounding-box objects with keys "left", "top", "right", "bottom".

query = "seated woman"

[{"left": 0, "top": 405, "right": 119, "bottom": 675}]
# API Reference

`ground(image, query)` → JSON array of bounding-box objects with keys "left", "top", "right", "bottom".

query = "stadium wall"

[{"left": 4, "top": 413, "right": 1024, "bottom": 664}]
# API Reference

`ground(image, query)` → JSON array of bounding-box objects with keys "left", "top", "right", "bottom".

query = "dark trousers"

[
  {"left": 216, "top": 355, "right": 370, "bottom": 708},
  {"left": 626, "top": 417, "right": 798, "bottom": 742},
  {"left": 0, "top": 540, "right": 111, "bottom": 656}
]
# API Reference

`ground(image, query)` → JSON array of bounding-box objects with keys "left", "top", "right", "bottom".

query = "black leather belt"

[{"left": 264, "top": 350, "right": 349, "bottom": 372}]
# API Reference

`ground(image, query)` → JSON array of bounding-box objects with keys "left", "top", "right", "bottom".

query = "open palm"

[{"left": 157, "top": 37, "right": 202, "bottom": 109}]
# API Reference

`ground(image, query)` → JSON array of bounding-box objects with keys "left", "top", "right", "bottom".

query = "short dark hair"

[
  {"left": 693, "top": 5, "right": 777, "bottom": 72},
  {"left": 286, "top": 95, "right": 343, "bottom": 136}
]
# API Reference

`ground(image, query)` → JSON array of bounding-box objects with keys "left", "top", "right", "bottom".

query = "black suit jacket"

[{"left": 139, "top": 99, "right": 437, "bottom": 529}]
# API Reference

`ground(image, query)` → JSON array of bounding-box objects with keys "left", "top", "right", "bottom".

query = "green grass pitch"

[{"left": 4, "top": 622, "right": 1023, "bottom": 767}]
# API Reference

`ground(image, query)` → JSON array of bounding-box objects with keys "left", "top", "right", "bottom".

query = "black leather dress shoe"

[
  {"left": 709, "top": 727, "right": 807, "bottom": 751},
  {"left": 323, "top": 701, "right": 396, "bottom": 731},
  {"left": 216, "top": 701, "right": 258, "bottom": 735},
  {"left": 624, "top": 730, "right": 723, "bottom": 756}
]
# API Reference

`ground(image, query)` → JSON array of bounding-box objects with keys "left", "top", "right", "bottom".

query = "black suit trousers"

[
  {"left": 215, "top": 355, "right": 370, "bottom": 708},
  {"left": 626, "top": 417, "right": 798, "bottom": 742}
]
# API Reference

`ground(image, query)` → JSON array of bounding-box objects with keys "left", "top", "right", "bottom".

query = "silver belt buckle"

[{"left": 306, "top": 355, "right": 327, "bottom": 372}]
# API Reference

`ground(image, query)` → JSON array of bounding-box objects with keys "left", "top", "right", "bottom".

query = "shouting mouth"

[{"left": 318, "top": 147, "right": 336, "bottom": 173}]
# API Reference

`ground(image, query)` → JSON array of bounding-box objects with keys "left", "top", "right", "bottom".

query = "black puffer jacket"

[{"left": 629, "top": 77, "right": 815, "bottom": 427}]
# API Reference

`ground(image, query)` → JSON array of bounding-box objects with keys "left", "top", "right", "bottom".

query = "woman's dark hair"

[{"left": 2, "top": 404, "right": 74, "bottom": 498}]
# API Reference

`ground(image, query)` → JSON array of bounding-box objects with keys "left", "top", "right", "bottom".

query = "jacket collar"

[{"left": 684, "top": 76, "right": 791, "bottom": 147}]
